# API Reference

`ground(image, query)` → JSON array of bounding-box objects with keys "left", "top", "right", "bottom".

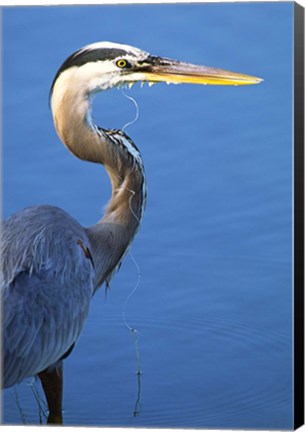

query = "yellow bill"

[{"left": 137, "top": 57, "right": 262, "bottom": 86}]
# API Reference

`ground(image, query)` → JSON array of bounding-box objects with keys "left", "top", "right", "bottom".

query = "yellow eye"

[{"left": 116, "top": 59, "right": 128, "bottom": 68}]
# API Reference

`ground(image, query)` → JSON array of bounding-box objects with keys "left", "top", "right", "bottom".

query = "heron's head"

[{"left": 50, "top": 41, "right": 262, "bottom": 101}]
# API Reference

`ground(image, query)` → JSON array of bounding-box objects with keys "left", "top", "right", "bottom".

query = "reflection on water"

[
  {"left": 133, "top": 372, "right": 142, "bottom": 417},
  {"left": 2, "top": 2, "right": 293, "bottom": 429},
  {"left": 5, "top": 297, "right": 291, "bottom": 427}
]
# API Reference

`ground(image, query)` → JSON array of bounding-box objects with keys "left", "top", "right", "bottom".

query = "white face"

[
  {"left": 77, "top": 57, "right": 149, "bottom": 93},
  {"left": 52, "top": 42, "right": 151, "bottom": 99}
]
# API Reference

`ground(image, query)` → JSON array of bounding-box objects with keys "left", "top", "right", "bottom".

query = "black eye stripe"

[
  {"left": 50, "top": 48, "right": 135, "bottom": 96},
  {"left": 63, "top": 48, "right": 131, "bottom": 70}
]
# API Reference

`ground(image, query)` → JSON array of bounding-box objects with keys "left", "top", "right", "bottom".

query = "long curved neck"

[{"left": 51, "top": 77, "right": 146, "bottom": 290}]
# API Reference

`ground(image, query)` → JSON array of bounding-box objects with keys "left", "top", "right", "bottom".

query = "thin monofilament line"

[
  {"left": 120, "top": 88, "right": 140, "bottom": 132},
  {"left": 127, "top": 188, "right": 141, "bottom": 225},
  {"left": 122, "top": 251, "right": 142, "bottom": 375},
  {"left": 122, "top": 251, "right": 141, "bottom": 332}
]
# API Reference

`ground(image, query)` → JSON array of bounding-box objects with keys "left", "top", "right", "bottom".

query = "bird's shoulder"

[{"left": 1, "top": 204, "right": 94, "bottom": 290}]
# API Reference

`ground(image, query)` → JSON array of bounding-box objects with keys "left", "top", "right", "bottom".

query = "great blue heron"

[{"left": 2, "top": 41, "right": 261, "bottom": 424}]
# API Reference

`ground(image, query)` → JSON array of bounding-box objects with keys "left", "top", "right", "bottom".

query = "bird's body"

[
  {"left": 2, "top": 125, "right": 146, "bottom": 389},
  {"left": 1, "top": 41, "right": 261, "bottom": 423},
  {"left": 2, "top": 205, "right": 94, "bottom": 387}
]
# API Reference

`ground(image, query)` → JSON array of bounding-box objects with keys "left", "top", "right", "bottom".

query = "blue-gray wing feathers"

[{"left": 1, "top": 205, "right": 95, "bottom": 387}]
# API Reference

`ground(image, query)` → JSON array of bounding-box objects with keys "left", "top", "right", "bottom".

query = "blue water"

[{"left": 2, "top": 2, "right": 294, "bottom": 429}]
